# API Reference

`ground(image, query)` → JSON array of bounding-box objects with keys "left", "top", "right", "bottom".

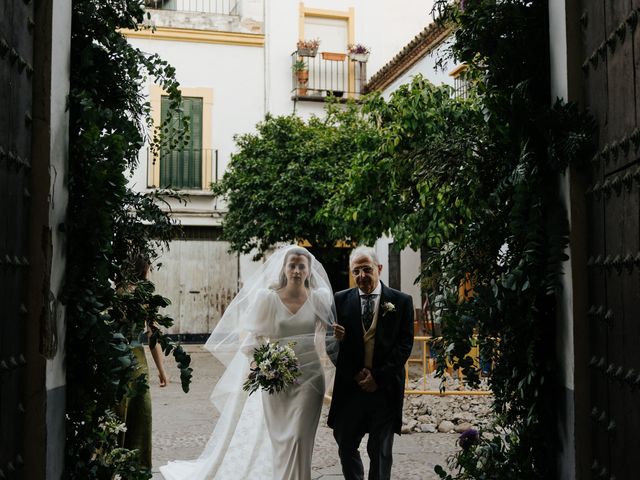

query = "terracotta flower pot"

[
  {"left": 296, "top": 70, "right": 309, "bottom": 83},
  {"left": 321, "top": 51, "right": 346, "bottom": 61}
]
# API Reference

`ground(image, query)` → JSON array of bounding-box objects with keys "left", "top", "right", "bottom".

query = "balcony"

[
  {"left": 144, "top": 0, "right": 264, "bottom": 34},
  {"left": 291, "top": 51, "right": 368, "bottom": 102},
  {"left": 146, "top": 0, "right": 239, "bottom": 15},
  {"left": 145, "top": 147, "right": 221, "bottom": 191}
]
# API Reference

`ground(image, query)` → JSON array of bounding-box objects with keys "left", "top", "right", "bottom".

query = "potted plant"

[
  {"left": 296, "top": 38, "right": 320, "bottom": 57},
  {"left": 292, "top": 59, "right": 309, "bottom": 95},
  {"left": 347, "top": 43, "right": 370, "bottom": 62}
]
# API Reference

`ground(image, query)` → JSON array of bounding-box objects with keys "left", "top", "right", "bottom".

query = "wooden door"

[
  {"left": 580, "top": 0, "right": 640, "bottom": 477},
  {"left": 149, "top": 232, "right": 239, "bottom": 336},
  {"left": 0, "top": 0, "right": 34, "bottom": 477}
]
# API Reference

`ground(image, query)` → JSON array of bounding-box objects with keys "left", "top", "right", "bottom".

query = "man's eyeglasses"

[{"left": 351, "top": 266, "right": 374, "bottom": 276}]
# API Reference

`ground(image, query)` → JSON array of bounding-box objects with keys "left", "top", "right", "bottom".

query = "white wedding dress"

[
  {"left": 262, "top": 293, "right": 325, "bottom": 480},
  {"left": 160, "top": 288, "right": 330, "bottom": 480}
]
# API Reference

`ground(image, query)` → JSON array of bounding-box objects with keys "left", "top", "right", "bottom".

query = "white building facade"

[{"left": 124, "top": 0, "right": 434, "bottom": 336}]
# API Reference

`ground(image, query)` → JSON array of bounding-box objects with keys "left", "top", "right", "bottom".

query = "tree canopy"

[
  {"left": 212, "top": 102, "right": 381, "bottom": 258},
  {"left": 324, "top": 78, "right": 490, "bottom": 251}
]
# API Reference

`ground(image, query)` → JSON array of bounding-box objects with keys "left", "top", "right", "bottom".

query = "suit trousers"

[{"left": 332, "top": 388, "right": 395, "bottom": 480}]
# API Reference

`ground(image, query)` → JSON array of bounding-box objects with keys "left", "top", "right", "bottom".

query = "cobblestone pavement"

[{"left": 148, "top": 345, "right": 458, "bottom": 480}]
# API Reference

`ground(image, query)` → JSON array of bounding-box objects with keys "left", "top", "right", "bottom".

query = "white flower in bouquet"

[{"left": 243, "top": 341, "right": 302, "bottom": 395}]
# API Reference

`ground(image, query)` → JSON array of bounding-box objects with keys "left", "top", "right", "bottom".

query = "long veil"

[{"left": 160, "top": 245, "right": 337, "bottom": 480}]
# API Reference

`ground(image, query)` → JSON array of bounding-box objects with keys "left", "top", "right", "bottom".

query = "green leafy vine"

[
  {"left": 65, "top": 1, "right": 192, "bottom": 477},
  {"left": 426, "top": 0, "right": 595, "bottom": 478}
]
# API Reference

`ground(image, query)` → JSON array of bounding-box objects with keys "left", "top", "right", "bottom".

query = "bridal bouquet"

[{"left": 243, "top": 341, "right": 302, "bottom": 395}]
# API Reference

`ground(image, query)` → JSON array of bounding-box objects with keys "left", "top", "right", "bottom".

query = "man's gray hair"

[{"left": 349, "top": 246, "right": 380, "bottom": 266}]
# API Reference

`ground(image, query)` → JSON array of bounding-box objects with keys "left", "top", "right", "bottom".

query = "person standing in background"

[{"left": 117, "top": 256, "right": 169, "bottom": 469}]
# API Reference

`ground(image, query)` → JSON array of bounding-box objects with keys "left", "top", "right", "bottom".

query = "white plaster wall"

[
  {"left": 549, "top": 2, "right": 577, "bottom": 478},
  {"left": 549, "top": 0, "right": 569, "bottom": 103},
  {"left": 46, "top": 0, "right": 72, "bottom": 392},
  {"left": 354, "top": 0, "right": 434, "bottom": 76},
  {"left": 374, "top": 237, "right": 421, "bottom": 307},
  {"left": 400, "top": 246, "right": 421, "bottom": 307},
  {"left": 549, "top": 0, "right": 574, "bottom": 387},
  {"left": 549, "top": 0, "right": 574, "bottom": 396},
  {"left": 375, "top": 238, "right": 390, "bottom": 286}
]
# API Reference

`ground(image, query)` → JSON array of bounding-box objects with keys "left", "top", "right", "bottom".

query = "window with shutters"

[
  {"left": 160, "top": 95, "right": 203, "bottom": 189},
  {"left": 147, "top": 86, "right": 214, "bottom": 190}
]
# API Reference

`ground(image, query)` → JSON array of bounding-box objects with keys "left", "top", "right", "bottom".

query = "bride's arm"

[
  {"left": 312, "top": 288, "right": 338, "bottom": 364},
  {"left": 240, "top": 289, "right": 274, "bottom": 356}
]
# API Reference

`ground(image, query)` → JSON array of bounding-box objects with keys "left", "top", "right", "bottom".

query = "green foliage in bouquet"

[{"left": 243, "top": 341, "right": 302, "bottom": 395}]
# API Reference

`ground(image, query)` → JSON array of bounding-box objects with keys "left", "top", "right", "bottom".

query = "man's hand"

[
  {"left": 333, "top": 323, "right": 346, "bottom": 341},
  {"left": 356, "top": 368, "right": 378, "bottom": 392}
]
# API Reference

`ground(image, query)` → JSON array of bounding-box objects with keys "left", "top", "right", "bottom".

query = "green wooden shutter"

[{"left": 160, "top": 96, "right": 203, "bottom": 189}]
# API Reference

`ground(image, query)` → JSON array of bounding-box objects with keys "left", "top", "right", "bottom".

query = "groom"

[{"left": 329, "top": 246, "right": 414, "bottom": 480}]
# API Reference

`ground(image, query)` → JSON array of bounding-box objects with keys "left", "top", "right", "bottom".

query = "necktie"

[{"left": 362, "top": 294, "right": 375, "bottom": 331}]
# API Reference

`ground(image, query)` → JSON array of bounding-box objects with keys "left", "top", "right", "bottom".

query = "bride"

[{"left": 160, "top": 245, "right": 337, "bottom": 480}]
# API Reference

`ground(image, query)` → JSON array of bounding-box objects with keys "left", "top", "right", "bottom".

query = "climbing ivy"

[
  {"left": 425, "top": 0, "right": 595, "bottom": 478},
  {"left": 65, "top": 0, "right": 192, "bottom": 478}
]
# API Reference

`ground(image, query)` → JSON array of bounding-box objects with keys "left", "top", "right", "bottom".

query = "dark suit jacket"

[{"left": 328, "top": 282, "right": 414, "bottom": 434}]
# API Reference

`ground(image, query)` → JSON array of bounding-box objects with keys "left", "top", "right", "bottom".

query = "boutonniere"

[{"left": 381, "top": 301, "right": 396, "bottom": 315}]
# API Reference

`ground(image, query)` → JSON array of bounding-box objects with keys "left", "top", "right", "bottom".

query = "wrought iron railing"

[
  {"left": 291, "top": 51, "right": 367, "bottom": 101},
  {"left": 145, "top": 0, "right": 239, "bottom": 15},
  {"left": 453, "top": 73, "right": 469, "bottom": 99},
  {"left": 145, "top": 147, "right": 220, "bottom": 190}
]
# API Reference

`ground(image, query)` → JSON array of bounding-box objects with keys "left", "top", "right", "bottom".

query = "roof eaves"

[{"left": 365, "top": 22, "right": 453, "bottom": 93}]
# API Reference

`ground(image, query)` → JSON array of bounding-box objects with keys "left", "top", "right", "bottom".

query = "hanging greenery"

[
  {"left": 423, "top": 0, "right": 595, "bottom": 477},
  {"left": 65, "top": 0, "right": 192, "bottom": 478}
]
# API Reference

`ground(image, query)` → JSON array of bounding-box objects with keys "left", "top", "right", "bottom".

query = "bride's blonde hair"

[{"left": 274, "top": 246, "right": 314, "bottom": 289}]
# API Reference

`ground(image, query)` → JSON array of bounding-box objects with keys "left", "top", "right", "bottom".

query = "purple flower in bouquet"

[{"left": 458, "top": 428, "right": 479, "bottom": 451}]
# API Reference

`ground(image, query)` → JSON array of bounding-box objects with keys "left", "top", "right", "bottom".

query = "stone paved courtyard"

[{"left": 148, "top": 345, "right": 460, "bottom": 479}]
